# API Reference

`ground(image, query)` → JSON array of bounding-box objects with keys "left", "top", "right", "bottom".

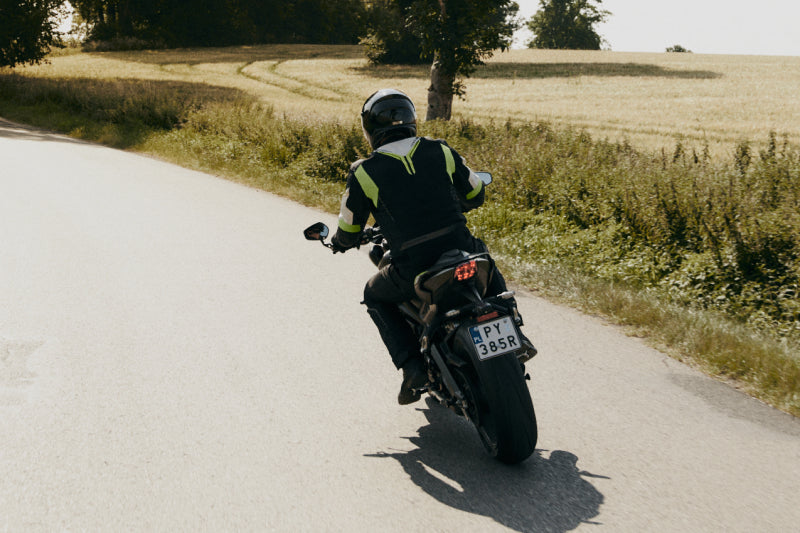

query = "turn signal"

[{"left": 454, "top": 260, "right": 478, "bottom": 281}]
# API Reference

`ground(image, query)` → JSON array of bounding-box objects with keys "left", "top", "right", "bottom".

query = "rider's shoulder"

[
  {"left": 420, "top": 136, "right": 452, "bottom": 149},
  {"left": 348, "top": 158, "right": 369, "bottom": 172}
]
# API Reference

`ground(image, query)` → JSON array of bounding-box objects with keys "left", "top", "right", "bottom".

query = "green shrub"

[{"left": 423, "top": 119, "right": 800, "bottom": 343}]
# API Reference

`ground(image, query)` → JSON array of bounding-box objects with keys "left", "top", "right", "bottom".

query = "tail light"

[
  {"left": 454, "top": 260, "right": 478, "bottom": 281},
  {"left": 477, "top": 311, "right": 499, "bottom": 323}
]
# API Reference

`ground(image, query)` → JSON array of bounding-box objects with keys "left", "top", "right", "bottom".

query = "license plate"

[{"left": 469, "top": 317, "right": 520, "bottom": 361}]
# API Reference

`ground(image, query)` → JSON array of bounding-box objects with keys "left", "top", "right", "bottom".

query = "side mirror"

[
  {"left": 475, "top": 171, "right": 492, "bottom": 185},
  {"left": 304, "top": 222, "right": 329, "bottom": 241}
]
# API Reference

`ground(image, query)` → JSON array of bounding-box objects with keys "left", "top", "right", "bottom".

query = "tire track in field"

[{"left": 238, "top": 60, "right": 348, "bottom": 103}]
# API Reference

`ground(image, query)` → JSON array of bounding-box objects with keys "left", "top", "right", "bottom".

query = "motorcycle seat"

[{"left": 414, "top": 249, "right": 492, "bottom": 305}]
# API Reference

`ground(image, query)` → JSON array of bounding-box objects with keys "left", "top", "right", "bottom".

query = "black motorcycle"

[{"left": 303, "top": 176, "right": 537, "bottom": 464}]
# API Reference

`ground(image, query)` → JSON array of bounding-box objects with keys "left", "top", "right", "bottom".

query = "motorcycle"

[{"left": 303, "top": 173, "right": 537, "bottom": 464}]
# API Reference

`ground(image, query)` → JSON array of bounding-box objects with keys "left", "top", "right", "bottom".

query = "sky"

[{"left": 513, "top": 0, "right": 800, "bottom": 56}]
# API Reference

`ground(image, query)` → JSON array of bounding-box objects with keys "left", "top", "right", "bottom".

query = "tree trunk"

[
  {"left": 426, "top": 0, "right": 454, "bottom": 121},
  {"left": 118, "top": 0, "right": 133, "bottom": 37},
  {"left": 426, "top": 53, "right": 454, "bottom": 121},
  {"left": 107, "top": 1, "right": 116, "bottom": 29}
]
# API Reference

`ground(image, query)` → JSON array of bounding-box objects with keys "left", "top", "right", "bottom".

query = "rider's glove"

[
  {"left": 359, "top": 233, "right": 372, "bottom": 246},
  {"left": 330, "top": 236, "right": 350, "bottom": 254}
]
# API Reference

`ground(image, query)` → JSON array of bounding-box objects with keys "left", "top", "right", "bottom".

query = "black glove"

[{"left": 330, "top": 235, "right": 350, "bottom": 254}]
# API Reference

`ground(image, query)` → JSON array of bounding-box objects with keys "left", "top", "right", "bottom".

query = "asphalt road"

[{"left": 1, "top": 118, "right": 799, "bottom": 532}]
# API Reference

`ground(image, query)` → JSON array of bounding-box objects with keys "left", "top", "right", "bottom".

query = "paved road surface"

[{"left": 1, "top": 119, "right": 798, "bottom": 531}]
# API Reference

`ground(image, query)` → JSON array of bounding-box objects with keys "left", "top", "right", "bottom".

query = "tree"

[
  {"left": 71, "top": 0, "right": 160, "bottom": 41},
  {"left": 71, "top": 0, "right": 364, "bottom": 47},
  {"left": 526, "top": 0, "right": 609, "bottom": 50},
  {"left": 401, "top": 0, "right": 519, "bottom": 121},
  {"left": 361, "top": 0, "right": 429, "bottom": 65},
  {"left": 666, "top": 44, "right": 692, "bottom": 53},
  {"left": 0, "top": 0, "right": 63, "bottom": 68},
  {"left": 282, "top": 0, "right": 365, "bottom": 44}
]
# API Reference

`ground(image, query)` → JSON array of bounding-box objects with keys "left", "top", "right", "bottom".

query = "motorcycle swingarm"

[{"left": 428, "top": 344, "right": 475, "bottom": 420}]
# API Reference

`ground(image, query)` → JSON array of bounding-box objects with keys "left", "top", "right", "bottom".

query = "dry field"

[{"left": 24, "top": 45, "right": 800, "bottom": 155}]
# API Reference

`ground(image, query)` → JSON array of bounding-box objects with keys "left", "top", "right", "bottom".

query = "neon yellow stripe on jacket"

[
  {"left": 466, "top": 179, "right": 483, "bottom": 200},
  {"left": 338, "top": 217, "right": 362, "bottom": 233},
  {"left": 441, "top": 144, "right": 456, "bottom": 182},
  {"left": 354, "top": 165, "right": 379, "bottom": 207}
]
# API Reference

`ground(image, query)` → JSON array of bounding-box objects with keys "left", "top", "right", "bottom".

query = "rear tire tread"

[{"left": 453, "top": 338, "right": 537, "bottom": 464}]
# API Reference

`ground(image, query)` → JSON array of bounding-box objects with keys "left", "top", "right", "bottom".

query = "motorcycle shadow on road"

[{"left": 366, "top": 398, "right": 607, "bottom": 533}]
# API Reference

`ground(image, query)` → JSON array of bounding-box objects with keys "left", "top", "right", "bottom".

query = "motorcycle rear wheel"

[{"left": 452, "top": 341, "right": 538, "bottom": 464}]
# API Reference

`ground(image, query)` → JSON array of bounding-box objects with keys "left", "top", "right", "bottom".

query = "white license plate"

[{"left": 469, "top": 317, "right": 520, "bottom": 361}]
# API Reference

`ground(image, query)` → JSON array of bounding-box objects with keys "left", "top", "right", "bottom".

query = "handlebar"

[
  {"left": 360, "top": 226, "right": 382, "bottom": 246},
  {"left": 303, "top": 222, "right": 383, "bottom": 254}
]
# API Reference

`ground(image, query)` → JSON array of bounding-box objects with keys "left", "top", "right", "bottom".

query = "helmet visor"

[{"left": 368, "top": 99, "right": 416, "bottom": 129}]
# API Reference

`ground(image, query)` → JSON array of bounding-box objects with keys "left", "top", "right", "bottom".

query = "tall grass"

[
  {"left": 0, "top": 73, "right": 240, "bottom": 146},
  {"left": 421, "top": 120, "right": 800, "bottom": 343},
  {"left": 1, "top": 59, "right": 798, "bottom": 415},
  {"left": 143, "top": 98, "right": 365, "bottom": 210}
]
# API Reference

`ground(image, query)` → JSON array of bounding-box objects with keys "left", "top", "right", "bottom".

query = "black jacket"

[{"left": 332, "top": 136, "right": 485, "bottom": 270}]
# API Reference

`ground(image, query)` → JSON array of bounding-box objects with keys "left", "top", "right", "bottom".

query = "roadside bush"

[
  {"left": 82, "top": 37, "right": 167, "bottom": 52},
  {"left": 421, "top": 119, "right": 800, "bottom": 343}
]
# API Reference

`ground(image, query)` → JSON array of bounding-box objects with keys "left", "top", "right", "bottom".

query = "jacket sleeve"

[
  {"left": 442, "top": 141, "right": 485, "bottom": 212},
  {"left": 331, "top": 162, "right": 372, "bottom": 250}
]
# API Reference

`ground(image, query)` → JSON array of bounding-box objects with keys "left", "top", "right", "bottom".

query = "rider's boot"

[
  {"left": 519, "top": 334, "right": 538, "bottom": 364},
  {"left": 398, "top": 356, "right": 427, "bottom": 405}
]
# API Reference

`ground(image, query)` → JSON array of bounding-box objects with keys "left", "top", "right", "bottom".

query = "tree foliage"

[
  {"left": 397, "top": 0, "right": 519, "bottom": 120},
  {"left": 666, "top": 44, "right": 692, "bottom": 53},
  {"left": 526, "top": 0, "right": 610, "bottom": 50},
  {"left": 70, "top": 0, "right": 366, "bottom": 47},
  {"left": 0, "top": 0, "right": 63, "bottom": 68},
  {"left": 361, "top": 0, "right": 429, "bottom": 65}
]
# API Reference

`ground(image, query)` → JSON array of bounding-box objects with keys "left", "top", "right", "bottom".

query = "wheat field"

[{"left": 25, "top": 45, "right": 800, "bottom": 155}]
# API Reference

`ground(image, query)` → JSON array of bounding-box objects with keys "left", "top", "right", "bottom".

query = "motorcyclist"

[{"left": 331, "top": 88, "right": 535, "bottom": 405}]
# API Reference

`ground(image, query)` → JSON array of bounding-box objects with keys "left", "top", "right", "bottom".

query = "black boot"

[
  {"left": 398, "top": 357, "right": 427, "bottom": 405},
  {"left": 519, "top": 334, "right": 538, "bottom": 364}
]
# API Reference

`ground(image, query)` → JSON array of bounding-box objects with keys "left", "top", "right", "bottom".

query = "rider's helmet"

[{"left": 361, "top": 89, "right": 417, "bottom": 150}]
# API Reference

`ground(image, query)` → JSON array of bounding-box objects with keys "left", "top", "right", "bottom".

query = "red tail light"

[
  {"left": 454, "top": 260, "right": 478, "bottom": 281},
  {"left": 477, "top": 311, "right": 499, "bottom": 322}
]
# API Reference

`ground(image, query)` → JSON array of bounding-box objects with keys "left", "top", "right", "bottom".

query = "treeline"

[{"left": 72, "top": 0, "right": 368, "bottom": 47}]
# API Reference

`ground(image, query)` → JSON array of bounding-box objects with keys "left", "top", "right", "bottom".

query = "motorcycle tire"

[{"left": 452, "top": 336, "right": 538, "bottom": 464}]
